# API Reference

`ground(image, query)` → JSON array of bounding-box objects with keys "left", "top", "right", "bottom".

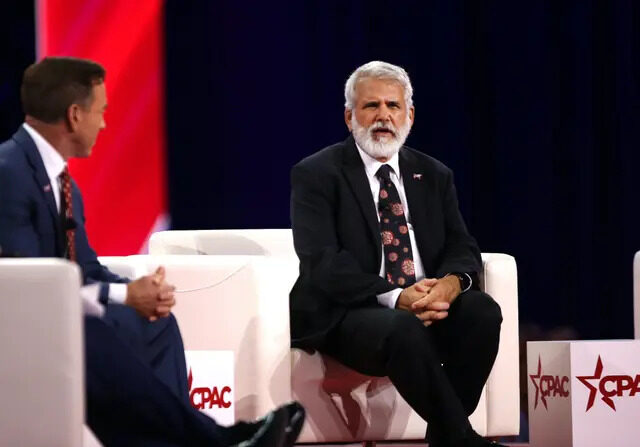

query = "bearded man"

[{"left": 289, "top": 61, "right": 505, "bottom": 447}]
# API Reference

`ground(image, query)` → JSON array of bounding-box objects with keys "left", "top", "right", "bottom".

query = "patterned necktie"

[
  {"left": 59, "top": 166, "right": 76, "bottom": 262},
  {"left": 376, "top": 164, "right": 416, "bottom": 287}
]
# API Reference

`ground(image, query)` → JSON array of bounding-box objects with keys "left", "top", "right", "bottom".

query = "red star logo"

[
  {"left": 529, "top": 355, "right": 547, "bottom": 410},
  {"left": 576, "top": 355, "right": 615, "bottom": 411}
]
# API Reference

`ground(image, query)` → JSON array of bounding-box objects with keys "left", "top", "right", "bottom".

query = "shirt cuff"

[
  {"left": 80, "top": 284, "right": 105, "bottom": 317},
  {"left": 377, "top": 288, "right": 403, "bottom": 309},
  {"left": 108, "top": 283, "right": 128, "bottom": 304}
]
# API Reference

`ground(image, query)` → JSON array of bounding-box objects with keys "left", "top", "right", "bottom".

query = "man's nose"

[{"left": 375, "top": 105, "right": 392, "bottom": 122}]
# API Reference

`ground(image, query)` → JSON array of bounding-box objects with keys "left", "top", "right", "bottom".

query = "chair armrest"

[
  {"left": 480, "top": 253, "right": 520, "bottom": 436},
  {"left": 251, "top": 257, "right": 297, "bottom": 412},
  {"left": 0, "top": 259, "right": 84, "bottom": 446},
  {"left": 83, "top": 425, "right": 103, "bottom": 447},
  {"left": 100, "top": 254, "right": 295, "bottom": 420}
]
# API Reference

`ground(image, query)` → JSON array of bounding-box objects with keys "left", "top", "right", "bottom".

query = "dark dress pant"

[
  {"left": 320, "top": 290, "right": 502, "bottom": 446},
  {"left": 103, "top": 304, "right": 189, "bottom": 404},
  {"left": 85, "top": 315, "right": 227, "bottom": 446}
]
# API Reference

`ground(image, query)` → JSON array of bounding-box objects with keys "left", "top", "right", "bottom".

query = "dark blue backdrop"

[{"left": 2, "top": 1, "right": 639, "bottom": 340}]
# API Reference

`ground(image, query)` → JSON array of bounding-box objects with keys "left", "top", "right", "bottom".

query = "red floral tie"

[
  {"left": 59, "top": 166, "right": 76, "bottom": 262},
  {"left": 376, "top": 164, "right": 416, "bottom": 287}
]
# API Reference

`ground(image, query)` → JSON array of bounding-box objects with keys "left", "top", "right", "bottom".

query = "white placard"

[
  {"left": 527, "top": 340, "right": 640, "bottom": 447},
  {"left": 185, "top": 350, "right": 235, "bottom": 425}
]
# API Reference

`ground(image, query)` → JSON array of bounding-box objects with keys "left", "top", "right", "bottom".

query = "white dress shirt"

[
  {"left": 23, "top": 122, "right": 66, "bottom": 211},
  {"left": 355, "top": 144, "right": 426, "bottom": 308},
  {"left": 22, "top": 123, "right": 126, "bottom": 313}
]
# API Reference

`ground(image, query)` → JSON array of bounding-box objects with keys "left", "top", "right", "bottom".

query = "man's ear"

[
  {"left": 345, "top": 108, "right": 353, "bottom": 131},
  {"left": 409, "top": 106, "right": 415, "bottom": 125},
  {"left": 65, "top": 104, "right": 81, "bottom": 132}
]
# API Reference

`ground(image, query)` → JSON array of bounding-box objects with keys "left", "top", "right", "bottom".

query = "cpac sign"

[
  {"left": 576, "top": 355, "right": 640, "bottom": 412},
  {"left": 188, "top": 368, "right": 232, "bottom": 410},
  {"left": 185, "top": 350, "right": 235, "bottom": 425},
  {"left": 528, "top": 340, "right": 640, "bottom": 447},
  {"left": 529, "top": 355, "right": 570, "bottom": 410}
]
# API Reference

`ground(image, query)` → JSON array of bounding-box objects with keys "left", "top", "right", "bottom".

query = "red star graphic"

[
  {"left": 576, "top": 355, "right": 615, "bottom": 411},
  {"left": 529, "top": 355, "right": 547, "bottom": 410}
]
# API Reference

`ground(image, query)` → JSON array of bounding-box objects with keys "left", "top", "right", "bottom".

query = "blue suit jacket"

[
  {"left": 0, "top": 128, "right": 192, "bottom": 416},
  {"left": 0, "top": 127, "right": 128, "bottom": 298}
]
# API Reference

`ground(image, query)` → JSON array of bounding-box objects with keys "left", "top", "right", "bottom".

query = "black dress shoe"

[
  {"left": 235, "top": 407, "right": 288, "bottom": 447},
  {"left": 282, "top": 402, "right": 305, "bottom": 447}
]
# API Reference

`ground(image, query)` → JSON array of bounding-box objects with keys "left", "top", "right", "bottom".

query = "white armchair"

[
  {"left": 0, "top": 259, "right": 86, "bottom": 446},
  {"left": 142, "top": 229, "right": 520, "bottom": 442},
  {"left": 99, "top": 254, "right": 296, "bottom": 421}
]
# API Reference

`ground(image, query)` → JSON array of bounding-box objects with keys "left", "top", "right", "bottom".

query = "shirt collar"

[
  {"left": 355, "top": 142, "right": 401, "bottom": 181},
  {"left": 22, "top": 122, "right": 66, "bottom": 181}
]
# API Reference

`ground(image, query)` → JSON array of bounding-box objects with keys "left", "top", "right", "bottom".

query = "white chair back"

[
  {"left": 149, "top": 229, "right": 295, "bottom": 257},
  {"left": 0, "top": 259, "right": 84, "bottom": 447}
]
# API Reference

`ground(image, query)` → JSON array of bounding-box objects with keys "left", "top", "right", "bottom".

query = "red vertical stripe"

[{"left": 36, "top": 0, "right": 168, "bottom": 255}]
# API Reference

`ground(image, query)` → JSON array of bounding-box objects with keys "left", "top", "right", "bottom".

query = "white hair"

[{"left": 344, "top": 61, "right": 414, "bottom": 110}]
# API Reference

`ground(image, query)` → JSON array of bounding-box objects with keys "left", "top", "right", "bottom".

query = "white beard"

[{"left": 351, "top": 114, "right": 411, "bottom": 160}]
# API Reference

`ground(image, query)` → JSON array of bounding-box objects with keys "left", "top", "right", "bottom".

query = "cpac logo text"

[
  {"left": 576, "top": 355, "right": 640, "bottom": 412},
  {"left": 188, "top": 368, "right": 232, "bottom": 410},
  {"left": 529, "top": 355, "right": 570, "bottom": 410}
]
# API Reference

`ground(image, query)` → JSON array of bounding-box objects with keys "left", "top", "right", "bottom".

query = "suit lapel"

[
  {"left": 341, "top": 137, "right": 382, "bottom": 260},
  {"left": 14, "top": 128, "right": 65, "bottom": 252},
  {"left": 399, "top": 147, "right": 433, "bottom": 272}
]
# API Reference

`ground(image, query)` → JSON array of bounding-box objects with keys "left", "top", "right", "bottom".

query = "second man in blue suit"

[{"left": 0, "top": 56, "right": 304, "bottom": 447}]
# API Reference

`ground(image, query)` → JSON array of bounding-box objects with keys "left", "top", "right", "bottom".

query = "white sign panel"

[
  {"left": 528, "top": 340, "right": 640, "bottom": 447},
  {"left": 185, "top": 350, "right": 235, "bottom": 425}
]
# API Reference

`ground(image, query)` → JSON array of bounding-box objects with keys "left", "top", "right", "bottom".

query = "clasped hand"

[
  {"left": 125, "top": 266, "right": 176, "bottom": 321},
  {"left": 396, "top": 276, "right": 461, "bottom": 326}
]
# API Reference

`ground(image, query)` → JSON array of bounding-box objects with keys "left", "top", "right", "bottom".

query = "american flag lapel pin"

[
  {"left": 43, "top": 184, "right": 52, "bottom": 192},
  {"left": 413, "top": 173, "right": 422, "bottom": 180}
]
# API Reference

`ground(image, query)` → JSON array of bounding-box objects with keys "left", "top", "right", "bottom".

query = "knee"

[
  {"left": 155, "top": 312, "right": 178, "bottom": 328},
  {"left": 166, "top": 313, "right": 178, "bottom": 326},
  {"left": 163, "top": 313, "right": 182, "bottom": 337},
  {"left": 385, "top": 311, "right": 431, "bottom": 351},
  {"left": 164, "top": 313, "right": 186, "bottom": 345},
  {"left": 468, "top": 292, "right": 502, "bottom": 333},
  {"left": 144, "top": 313, "right": 181, "bottom": 342},
  {"left": 483, "top": 294, "right": 502, "bottom": 327}
]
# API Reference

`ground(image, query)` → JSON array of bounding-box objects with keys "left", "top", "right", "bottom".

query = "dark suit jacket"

[
  {"left": 289, "top": 136, "right": 482, "bottom": 349},
  {"left": 0, "top": 127, "right": 127, "bottom": 299}
]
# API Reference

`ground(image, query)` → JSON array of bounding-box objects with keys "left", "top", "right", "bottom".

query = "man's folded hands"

[
  {"left": 125, "top": 266, "right": 177, "bottom": 321},
  {"left": 397, "top": 276, "right": 462, "bottom": 326}
]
